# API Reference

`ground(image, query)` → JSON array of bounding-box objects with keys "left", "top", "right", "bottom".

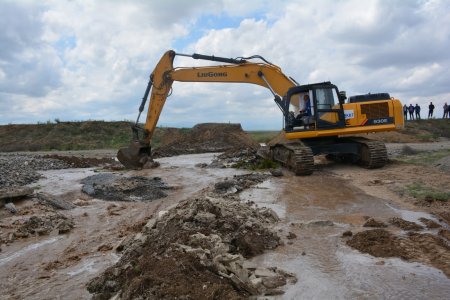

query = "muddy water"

[
  {"left": 0, "top": 153, "right": 249, "bottom": 300},
  {"left": 243, "top": 171, "right": 450, "bottom": 299},
  {"left": 2, "top": 153, "right": 449, "bottom": 299}
]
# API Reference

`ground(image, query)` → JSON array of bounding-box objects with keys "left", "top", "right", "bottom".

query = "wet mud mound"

[
  {"left": 153, "top": 123, "right": 259, "bottom": 157},
  {"left": 347, "top": 229, "right": 450, "bottom": 277},
  {"left": 81, "top": 174, "right": 172, "bottom": 202},
  {"left": 88, "top": 176, "right": 296, "bottom": 299},
  {"left": 42, "top": 154, "right": 118, "bottom": 168}
]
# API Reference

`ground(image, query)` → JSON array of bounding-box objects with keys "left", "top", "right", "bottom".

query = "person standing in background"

[
  {"left": 403, "top": 104, "right": 408, "bottom": 120},
  {"left": 409, "top": 104, "right": 415, "bottom": 120},
  {"left": 428, "top": 102, "right": 435, "bottom": 118},
  {"left": 443, "top": 102, "right": 448, "bottom": 119},
  {"left": 415, "top": 104, "right": 421, "bottom": 120}
]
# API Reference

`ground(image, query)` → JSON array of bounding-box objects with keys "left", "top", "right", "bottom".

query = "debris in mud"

[
  {"left": 12, "top": 214, "right": 74, "bottom": 239},
  {"left": 210, "top": 148, "right": 281, "bottom": 173},
  {"left": 363, "top": 218, "right": 388, "bottom": 228},
  {"left": 37, "top": 192, "right": 75, "bottom": 210},
  {"left": 389, "top": 217, "right": 423, "bottom": 231},
  {"left": 153, "top": 123, "right": 259, "bottom": 158},
  {"left": 342, "top": 230, "right": 353, "bottom": 237},
  {"left": 4, "top": 202, "right": 18, "bottom": 214},
  {"left": 292, "top": 220, "right": 334, "bottom": 228},
  {"left": 214, "top": 173, "right": 270, "bottom": 195},
  {"left": 0, "top": 186, "right": 34, "bottom": 202},
  {"left": 87, "top": 192, "right": 294, "bottom": 299},
  {"left": 439, "top": 229, "right": 450, "bottom": 241},
  {"left": 347, "top": 229, "right": 450, "bottom": 278},
  {"left": 81, "top": 173, "right": 172, "bottom": 202},
  {"left": 418, "top": 217, "right": 442, "bottom": 229}
]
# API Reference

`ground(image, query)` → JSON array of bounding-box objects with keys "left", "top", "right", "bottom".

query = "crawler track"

[
  {"left": 351, "top": 138, "right": 388, "bottom": 169},
  {"left": 270, "top": 142, "right": 314, "bottom": 175}
]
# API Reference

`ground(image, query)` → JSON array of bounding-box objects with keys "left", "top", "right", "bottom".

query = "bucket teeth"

[{"left": 117, "top": 141, "right": 151, "bottom": 169}]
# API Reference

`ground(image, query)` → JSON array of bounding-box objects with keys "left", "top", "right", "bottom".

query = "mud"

[
  {"left": 153, "top": 123, "right": 259, "bottom": 157},
  {"left": 347, "top": 229, "right": 450, "bottom": 277},
  {"left": 389, "top": 217, "right": 424, "bottom": 231},
  {"left": 1, "top": 140, "right": 450, "bottom": 299},
  {"left": 42, "top": 154, "right": 118, "bottom": 168},
  {"left": 363, "top": 218, "right": 388, "bottom": 228},
  {"left": 81, "top": 173, "right": 172, "bottom": 202},
  {"left": 87, "top": 175, "right": 294, "bottom": 299}
]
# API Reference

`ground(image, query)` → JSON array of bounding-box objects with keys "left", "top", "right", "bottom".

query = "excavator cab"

[{"left": 285, "top": 82, "right": 346, "bottom": 132}]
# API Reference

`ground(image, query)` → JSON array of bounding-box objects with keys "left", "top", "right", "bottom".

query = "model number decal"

[{"left": 373, "top": 118, "right": 389, "bottom": 124}]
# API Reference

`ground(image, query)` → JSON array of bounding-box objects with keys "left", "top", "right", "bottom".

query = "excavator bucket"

[{"left": 117, "top": 141, "right": 151, "bottom": 169}]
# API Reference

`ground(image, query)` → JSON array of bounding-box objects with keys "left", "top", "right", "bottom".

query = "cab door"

[{"left": 313, "top": 87, "right": 346, "bottom": 130}]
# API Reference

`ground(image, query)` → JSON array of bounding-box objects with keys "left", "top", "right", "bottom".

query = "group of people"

[{"left": 403, "top": 102, "right": 449, "bottom": 120}]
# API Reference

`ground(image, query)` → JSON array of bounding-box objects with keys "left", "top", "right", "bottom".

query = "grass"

[
  {"left": 247, "top": 131, "right": 279, "bottom": 144},
  {"left": 232, "top": 158, "right": 279, "bottom": 171},
  {"left": 404, "top": 182, "right": 450, "bottom": 202},
  {"left": 396, "top": 149, "right": 450, "bottom": 165}
]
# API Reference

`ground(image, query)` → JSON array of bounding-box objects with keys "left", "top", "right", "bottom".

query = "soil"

[
  {"left": 81, "top": 173, "right": 173, "bottom": 202},
  {"left": 347, "top": 229, "right": 450, "bottom": 277},
  {"left": 87, "top": 175, "right": 289, "bottom": 299},
  {"left": 153, "top": 123, "right": 259, "bottom": 157},
  {"left": 42, "top": 154, "right": 119, "bottom": 168}
]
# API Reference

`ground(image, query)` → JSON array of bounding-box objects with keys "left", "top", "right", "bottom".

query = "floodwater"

[
  {"left": 0, "top": 153, "right": 249, "bottom": 300},
  {"left": 243, "top": 172, "right": 450, "bottom": 299},
  {"left": 1, "top": 153, "right": 449, "bottom": 299}
]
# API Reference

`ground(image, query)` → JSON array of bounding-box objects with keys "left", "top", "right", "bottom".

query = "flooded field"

[{"left": 1, "top": 151, "right": 449, "bottom": 299}]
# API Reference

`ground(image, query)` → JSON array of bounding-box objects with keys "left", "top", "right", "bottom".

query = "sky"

[{"left": 1, "top": 0, "right": 449, "bottom": 129}]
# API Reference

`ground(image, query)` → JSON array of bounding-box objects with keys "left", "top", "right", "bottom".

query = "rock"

[
  {"left": 287, "top": 232, "right": 297, "bottom": 239},
  {"left": 342, "top": 230, "right": 353, "bottom": 237},
  {"left": 4, "top": 202, "right": 18, "bottom": 214},
  {"left": 262, "top": 275, "right": 287, "bottom": 289},
  {"left": 57, "top": 219, "right": 74, "bottom": 234},
  {"left": 0, "top": 187, "right": 34, "bottom": 201},
  {"left": 194, "top": 212, "right": 216, "bottom": 223},
  {"left": 270, "top": 168, "right": 283, "bottom": 177},
  {"left": 37, "top": 193, "right": 75, "bottom": 210},
  {"left": 254, "top": 268, "right": 278, "bottom": 278}
]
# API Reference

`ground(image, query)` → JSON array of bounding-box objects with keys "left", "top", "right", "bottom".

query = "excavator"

[{"left": 117, "top": 50, "right": 404, "bottom": 175}]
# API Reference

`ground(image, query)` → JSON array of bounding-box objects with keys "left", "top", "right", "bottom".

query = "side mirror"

[{"left": 339, "top": 91, "right": 347, "bottom": 103}]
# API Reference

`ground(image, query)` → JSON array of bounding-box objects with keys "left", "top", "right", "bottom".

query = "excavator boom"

[{"left": 118, "top": 50, "right": 296, "bottom": 168}]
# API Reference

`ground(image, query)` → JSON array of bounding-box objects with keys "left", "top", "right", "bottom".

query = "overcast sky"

[{"left": 1, "top": 0, "right": 449, "bottom": 129}]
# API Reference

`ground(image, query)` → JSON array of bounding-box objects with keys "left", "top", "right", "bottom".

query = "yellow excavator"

[{"left": 117, "top": 50, "right": 404, "bottom": 175}]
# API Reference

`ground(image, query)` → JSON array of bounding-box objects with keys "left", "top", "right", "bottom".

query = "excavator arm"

[{"left": 118, "top": 50, "right": 297, "bottom": 168}]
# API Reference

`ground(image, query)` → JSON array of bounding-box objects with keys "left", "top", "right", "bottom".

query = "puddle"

[
  {"left": 67, "top": 253, "right": 120, "bottom": 277},
  {"left": 32, "top": 168, "right": 96, "bottom": 195},
  {"left": 240, "top": 179, "right": 286, "bottom": 219},
  {"left": 386, "top": 203, "right": 441, "bottom": 224}
]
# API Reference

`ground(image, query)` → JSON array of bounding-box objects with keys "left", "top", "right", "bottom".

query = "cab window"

[{"left": 316, "top": 88, "right": 338, "bottom": 110}]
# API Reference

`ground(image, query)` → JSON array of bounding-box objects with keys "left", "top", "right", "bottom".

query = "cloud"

[
  {"left": 1, "top": 0, "right": 450, "bottom": 126},
  {"left": 0, "top": 2, "right": 62, "bottom": 97}
]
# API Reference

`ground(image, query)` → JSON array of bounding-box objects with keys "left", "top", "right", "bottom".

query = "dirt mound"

[
  {"left": 87, "top": 175, "right": 297, "bottom": 299},
  {"left": 363, "top": 218, "right": 387, "bottom": 228},
  {"left": 41, "top": 154, "right": 118, "bottom": 168},
  {"left": 347, "top": 229, "right": 450, "bottom": 277},
  {"left": 389, "top": 217, "right": 424, "bottom": 231},
  {"left": 153, "top": 123, "right": 259, "bottom": 157},
  {"left": 81, "top": 174, "right": 172, "bottom": 202}
]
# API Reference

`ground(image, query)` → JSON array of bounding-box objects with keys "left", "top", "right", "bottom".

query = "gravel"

[{"left": 0, "top": 154, "right": 70, "bottom": 188}]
